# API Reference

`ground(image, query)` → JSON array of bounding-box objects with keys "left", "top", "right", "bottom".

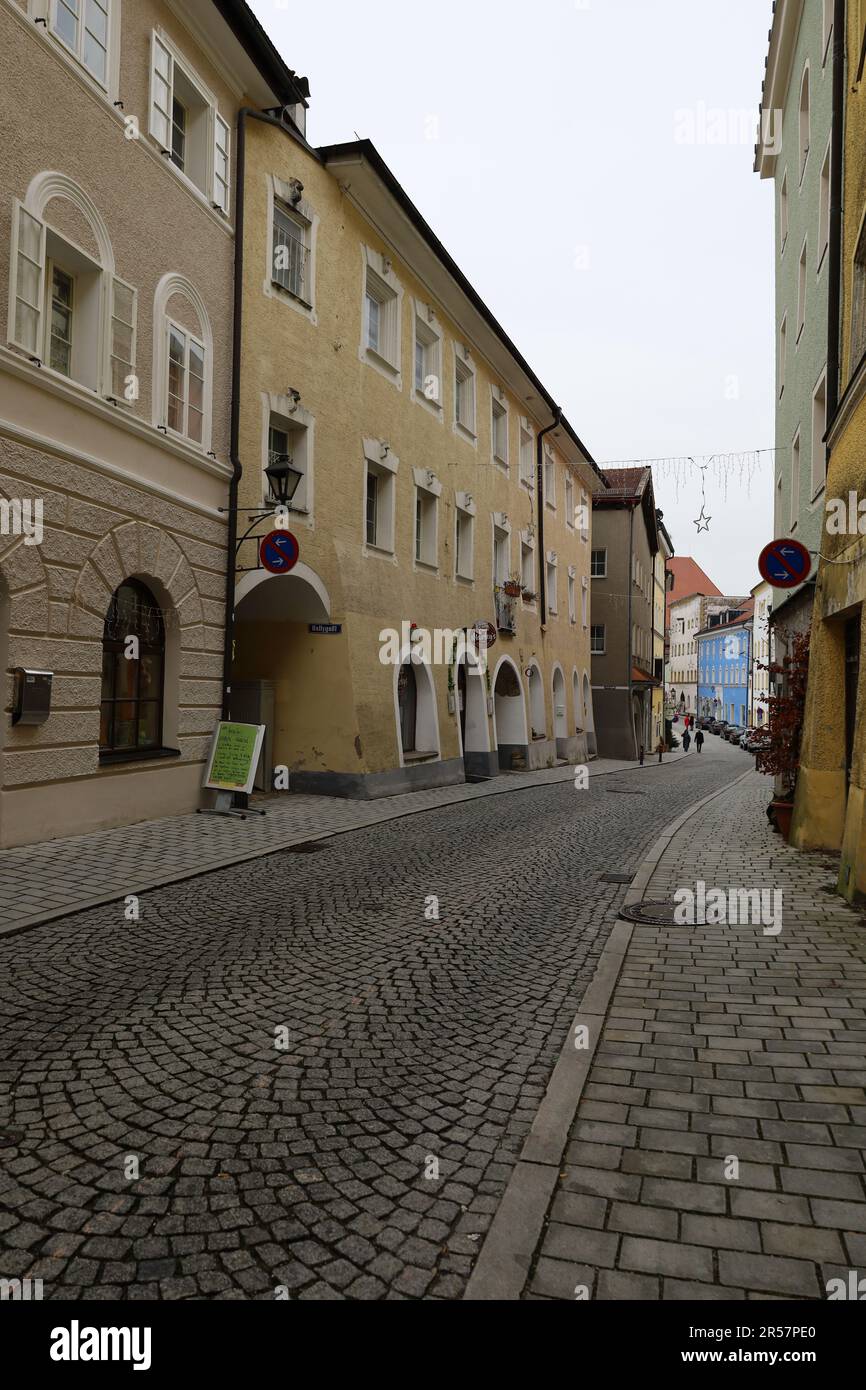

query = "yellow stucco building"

[
  {"left": 229, "top": 118, "right": 602, "bottom": 798},
  {"left": 793, "top": 1, "right": 866, "bottom": 898}
]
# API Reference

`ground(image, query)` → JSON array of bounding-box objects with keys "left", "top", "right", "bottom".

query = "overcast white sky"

[{"left": 251, "top": 0, "right": 776, "bottom": 595}]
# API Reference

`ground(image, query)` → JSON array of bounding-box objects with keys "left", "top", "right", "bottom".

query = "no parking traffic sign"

[
  {"left": 260, "top": 530, "right": 300, "bottom": 575},
  {"left": 758, "top": 538, "right": 812, "bottom": 590}
]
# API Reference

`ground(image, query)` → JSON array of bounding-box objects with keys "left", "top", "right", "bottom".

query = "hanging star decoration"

[{"left": 692, "top": 458, "right": 712, "bottom": 533}]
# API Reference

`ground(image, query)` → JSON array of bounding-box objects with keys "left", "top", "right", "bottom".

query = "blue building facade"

[{"left": 697, "top": 616, "right": 752, "bottom": 726}]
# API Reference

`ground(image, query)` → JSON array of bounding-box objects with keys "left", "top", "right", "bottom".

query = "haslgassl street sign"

[{"left": 203, "top": 722, "right": 265, "bottom": 796}]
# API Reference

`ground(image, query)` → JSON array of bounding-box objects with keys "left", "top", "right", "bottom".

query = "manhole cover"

[
  {"left": 600, "top": 873, "right": 633, "bottom": 885},
  {"left": 0, "top": 1128, "right": 24, "bottom": 1148},
  {"left": 287, "top": 841, "right": 332, "bottom": 854},
  {"left": 620, "top": 901, "right": 679, "bottom": 925}
]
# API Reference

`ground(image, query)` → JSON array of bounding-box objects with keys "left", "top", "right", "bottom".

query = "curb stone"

[{"left": 463, "top": 768, "right": 755, "bottom": 1301}]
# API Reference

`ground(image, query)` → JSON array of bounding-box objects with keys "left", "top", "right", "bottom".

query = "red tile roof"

[
  {"left": 596, "top": 466, "right": 651, "bottom": 501},
  {"left": 665, "top": 556, "right": 722, "bottom": 627}
]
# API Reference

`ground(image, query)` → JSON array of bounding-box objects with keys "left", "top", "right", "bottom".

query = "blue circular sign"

[
  {"left": 758, "top": 539, "right": 811, "bottom": 590},
  {"left": 260, "top": 530, "right": 300, "bottom": 575}
]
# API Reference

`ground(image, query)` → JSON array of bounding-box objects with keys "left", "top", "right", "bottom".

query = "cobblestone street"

[{"left": 0, "top": 743, "right": 748, "bottom": 1300}]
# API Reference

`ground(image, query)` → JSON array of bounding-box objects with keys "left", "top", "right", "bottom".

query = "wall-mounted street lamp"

[{"left": 264, "top": 453, "right": 304, "bottom": 506}]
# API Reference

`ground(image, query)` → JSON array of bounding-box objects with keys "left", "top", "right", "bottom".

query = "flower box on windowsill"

[
  {"left": 521, "top": 590, "right": 536, "bottom": 604},
  {"left": 503, "top": 581, "right": 522, "bottom": 598}
]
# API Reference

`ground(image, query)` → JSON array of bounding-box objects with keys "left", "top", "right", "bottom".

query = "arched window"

[
  {"left": 100, "top": 581, "right": 165, "bottom": 756},
  {"left": 799, "top": 65, "right": 810, "bottom": 183}
]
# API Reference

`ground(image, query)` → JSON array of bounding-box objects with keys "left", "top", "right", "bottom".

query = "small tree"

[{"left": 757, "top": 628, "right": 811, "bottom": 798}]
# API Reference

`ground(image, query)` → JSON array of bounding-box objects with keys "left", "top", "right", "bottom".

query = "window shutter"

[
  {"left": 8, "top": 202, "right": 46, "bottom": 358},
  {"left": 149, "top": 33, "right": 173, "bottom": 148},
  {"left": 108, "top": 277, "right": 138, "bottom": 402},
  {"left": 213, "top": 114, "right": 230, "bottom": 214}
]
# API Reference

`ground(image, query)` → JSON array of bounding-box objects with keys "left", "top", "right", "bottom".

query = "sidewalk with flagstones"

[
  {"left": 507, "top": 770, "right": 866, "bottom": 1301},
  {"left": 0, "top": 748, "right": 690, "bottom": 937}
]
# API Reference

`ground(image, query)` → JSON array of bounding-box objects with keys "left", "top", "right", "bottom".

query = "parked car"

[
  {"left": 739, "top": 728, "right": 755, "bottom": 749},
  {"left": 710, "top": 721, "right": 727, "bottom": 735},
  {"left": 726, "top": 725, "right": 745, "bottom": 743}
]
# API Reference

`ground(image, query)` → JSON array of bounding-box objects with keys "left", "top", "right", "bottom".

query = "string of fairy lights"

[{"left": 591, "top": 448, "right": 780, "bottom": 536}]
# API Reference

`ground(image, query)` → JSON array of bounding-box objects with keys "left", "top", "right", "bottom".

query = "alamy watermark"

[
  {"left": 0, "top": 498, "right": 43, "bottom": 546},
  {"left": 674, "top": 880, "right": 783, "bottom": 936},
  {"left": 379, "top": 621, "right": 489, "bottom": 672}
]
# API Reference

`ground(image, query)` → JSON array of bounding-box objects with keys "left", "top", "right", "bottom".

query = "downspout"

[
  {"left": 536, "top": 406, "right": 562, "bottom": 626},
  {"left": 222, "top": 106, "right": 304, "bottom": 719},
  {"left": 826, "top": 0, "right": 845, "bottom": 421},
  {"left": 627, "top": 503, "right": 635, "bottom": 755}
]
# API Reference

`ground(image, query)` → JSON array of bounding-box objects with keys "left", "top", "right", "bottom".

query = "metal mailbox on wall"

[{"left": 13, "top": 669, "right": 52, "bottom": 726}]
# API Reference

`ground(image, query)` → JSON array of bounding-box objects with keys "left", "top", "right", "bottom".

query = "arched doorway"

[
  {"left": 398, "top": 660, "right": 418, "bottom": 753},
  {"left": 232, "top": 564, "right": 356, "bottom": 796},
  {"left": 528, "top": 663, "right": 546, "bottom": 741},
  {"left": 583, "top": 672, "right": 596, "bottom": 757},
  {"left": 552, "top": 665, "right": 568, "bottom": 758},
  {"left": 492, "top": 657, "right": 528, "bottom": 771},
  {"left": 455, "top": 647, "right": 495, "bottom": 781}
]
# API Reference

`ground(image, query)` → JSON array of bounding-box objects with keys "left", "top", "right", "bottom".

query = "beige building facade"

[
  {"left": 0, "top": 0, "right": 305, "bottom": 845},
  {"left": 230, "top": 124, "right": 602, "bottom": 796}
]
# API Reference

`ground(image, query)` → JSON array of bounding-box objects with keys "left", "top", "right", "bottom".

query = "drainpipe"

[
  {"left": 627, "top": 503, "right": 635, "bottom": 755},
  {"left": 536, "top": 406, "right": 562, "bottom": 626},
  {"left": 222, "top": 106, "right": 305, "bottom": 720},
  {"left": 826, "top": 0, "right": 845, "bottom": 421}
]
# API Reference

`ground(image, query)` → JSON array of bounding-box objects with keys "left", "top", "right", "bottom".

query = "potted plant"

[
  {"left": 521, "top": 588, "right": 536, "bottom": 603},
  {"left": 758, "top": 629, "right": 810, "bottom": 842},
  {"left": 503, "top": 575, "right": 522, "bottom": 598}
]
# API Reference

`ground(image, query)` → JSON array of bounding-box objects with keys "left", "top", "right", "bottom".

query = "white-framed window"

[
  {"left": 149, "top": 32, "right": 230, "bottom": 213},
  {"left": 818, "top": 142, "right": 831, "bottom": 272},
  {"left": 454, "top": 349, "right": 477, "bottom": 438},
  {"left": 799, "top": 64, "right": 810, "bottom": 184},
  {"left": 520, "top": 537, "right": 535, "bottom": 599},
  {"left": 797, "top": 239, "right": 807, "bottom": 342},
  {"left": 519, "top": 420, "right": 534, "bottom": 486},
  {"left": 49, "top": 0, "right": 111, "bottom": 88},
  {"left": 266, "top": 176, "right": 317, "bottom": 319},
  {"left": 413, "top": 468, "right": 441, "bottom": 568},
  {"left": 822, "top": 0, "right": 834, "bottom": 64},
  {"left": 568, "top": 570, "right": 576, "bottom": 625},
  {"left": 166, "top": 321, "right": 205, "bottom": 444},
  {"left": 108, "top": 276, "right": 137, "bottom": 402},
  {"left": 811, "top": 371, "right": 827, "bottom": 498},
  {"left": 544, "top": 448, "right": 556, "bottom": 508},
  {"left": 790, "top": 429, "right": 801, "bottom": 531},
  {"left": 273, "top": 202, "right": 308, "bottom": 302},
  {"left": 780, "top": 169, "right": 788, "bottom": 253},
  {"left": 493, "top": 521, "right": 510, "bottom": 588},
  {"left": 590, "top": 624, "right": 605, "bottom": 655},
  {"left": 362, "top": 249, "right": 402, "bottom": 379},
  {"left": 491, "top": 391, "right": 509, "bottom": 466},
  {"left": 362, "top": 447, "right": 397, "bottom": 556},
  {"left": 565, "top": 474, "right": 575, "bottom": 529},
  {"left": 455, "top": 494, "right": 475, "bottom": 581},
  {"left": 413, "top": 304, "right": 442, "bottom": 408},
  {"left": 579, "top": 491, "right": 589, "bottom": 542},
  {"left": 8, "top": 200, "right": 135, "bottom": 400},
  {"left": 547, "top": 553, "right": 558, "bottom": 615},
  {"left": 591, "top": 548, "right": 607, "bottom": 578},
  {"left": 264, "top": 400, "right": 314, "bottom": 515},
  {"left": 779, "top": 313, "right": 787, "bottom": 396},
  {"left": 581, "top": 576, "right": 588, "bottom": 629}
]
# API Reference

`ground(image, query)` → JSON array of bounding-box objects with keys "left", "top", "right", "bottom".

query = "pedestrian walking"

[
  {"left": 656, "top": 739, "right": 665, "bottom": 764},
  {"left": 682, "top": 729, "right": 691, "bottom": 753},
  {"left": 639, "top": 744, "right": 645, "bottom": 767},
  {"left": 696, "top": 729, "right": 705, "bottom": 753}
]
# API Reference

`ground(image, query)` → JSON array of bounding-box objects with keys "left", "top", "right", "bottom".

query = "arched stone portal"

[
  {"left": 455, "top": 649, "right": 495, "bottom": 780},
  {"left": 232, "top": 565, "right": 356, "bottom": 795},
  {"left": 492, "top": 657, "right": 528, "bottom": 771}
]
